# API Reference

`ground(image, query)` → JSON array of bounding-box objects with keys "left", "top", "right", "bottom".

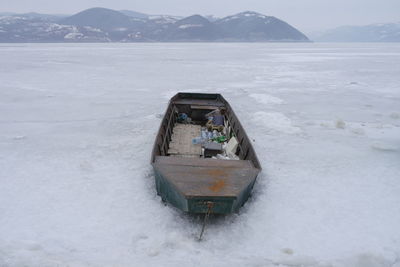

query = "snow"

[
  {"left": 45, "top": 23, "right": 65, "bottom": 32},
  {"left": 221, "top": 12, "right": 268, "bottom": 22},
  {"left": 249, "top": 93, "right": 284, "bottom": 104},
  {"left": 253, "top": 111, "right": 301, "bottom": 134},
  {"left": 83, "top": 26, "right": 102, "bottom": 33},
  {"left": 149, "top": 15, "right": 180, "bottom": 24},
  {"left": 0, "top": 43, "right": 399, "bottom": 267},
  {"left": 64, "top": 32, "right": 83, "bottom": 40},
  {"left": 114, "top": 27, "right": 128, "bottom": 32},
  {"left": 178, "top": 24, "right": 203, "bottom": 29},
  {"left": 240, "top": 12, "right": 267, "bottom": 19},
  {"left": 221, "top": 16, "right": 240, "bottom": 22}
]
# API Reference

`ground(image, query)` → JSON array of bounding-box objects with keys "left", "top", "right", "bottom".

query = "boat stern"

[{"left": 152, "top": 156, "right": 259, "bottom": 214}]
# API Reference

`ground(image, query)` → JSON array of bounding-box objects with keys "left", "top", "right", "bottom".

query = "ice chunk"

[{"left": 336, "top": 119, "right": 346, "bottom": 129}]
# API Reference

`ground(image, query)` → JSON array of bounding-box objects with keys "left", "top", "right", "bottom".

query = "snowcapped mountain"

[
  {"left": 312, "top": 22, "right": 400, "bottom": 42},
  {"left": 60, "top": 8, "right": 146, "bottom": 33},
  {"left": 215, "top": 11, "right": 309, "bottom": 42},
  {"left": 0, "top": 8, "right": 310, "bottom": 42},
  {"left": 163, "top": 15, "right": 219, "bottom": 41},
  {"left": 60, "top": 8, "right": 148, "bottom": 41},
  {"left": 148, "top": 15, "right": 182, "bottom": 24}
]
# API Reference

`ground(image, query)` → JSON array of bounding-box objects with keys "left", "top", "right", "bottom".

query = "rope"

[{"left": 199, "top": 202, "right": 214, "bottom": 241}]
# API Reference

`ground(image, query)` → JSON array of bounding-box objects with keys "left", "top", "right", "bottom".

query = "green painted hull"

[{"left": 154, "top": 168, "right": 257, "bottom": 214}]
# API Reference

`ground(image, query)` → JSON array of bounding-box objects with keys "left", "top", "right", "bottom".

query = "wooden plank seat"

[{"left": 168, "top": 123, "right": 202, "bottom": 158}]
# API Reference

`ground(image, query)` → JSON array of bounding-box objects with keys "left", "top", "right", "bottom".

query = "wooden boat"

[{"left": 151, "top": 93, "right": 261, "bottom": 214}]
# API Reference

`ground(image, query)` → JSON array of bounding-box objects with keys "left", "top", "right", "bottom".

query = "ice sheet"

[{"left": 0, "top": 43, "right": 399, "bottom": 267}]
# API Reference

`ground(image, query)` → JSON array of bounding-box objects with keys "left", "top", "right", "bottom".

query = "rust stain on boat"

[
  {"left": 206, "top": 169, "right": 228, "bottom": 192},
  {"left": 209, "top": 179, "right": 226, "bottom": 192}
]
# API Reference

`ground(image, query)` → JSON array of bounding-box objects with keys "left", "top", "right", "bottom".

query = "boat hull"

[{"left": 151, "top": 93, "right": 261, "bottom": 214}]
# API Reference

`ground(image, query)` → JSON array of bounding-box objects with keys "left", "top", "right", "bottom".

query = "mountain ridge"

[
  {"left": 0, "top": 7, "right": 310, "bottom": 42},
  {"left": 311, "top": 22, "right": 400, "bottom": 42}
]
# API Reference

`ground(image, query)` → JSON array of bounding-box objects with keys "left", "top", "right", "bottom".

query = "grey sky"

[{"left": 1, "top": 0, "right": 399, "bottom": 32}]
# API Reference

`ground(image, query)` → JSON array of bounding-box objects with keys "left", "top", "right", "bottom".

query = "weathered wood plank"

[
  {"left": 155, "top": 156, "right": 254, "bottom": 168},
  {"left": 168, "top": 123, "right": 202, "bottom": 157},
  {"left": 155, "top": 164, "right": 259, "bottom": 197},
  {"left": 173, "top": 99, "right": 225, "bottom": 106}
]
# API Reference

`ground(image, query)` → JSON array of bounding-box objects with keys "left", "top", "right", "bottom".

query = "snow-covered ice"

[
  {"left": 0, "top": 43, "right": 399, "bottom": 267},
  {"left": 249, "top": 93, "right": 284, "bottom": 105},
  {"left": 253, "top": 111, "right": 301, "bottom": 134}
]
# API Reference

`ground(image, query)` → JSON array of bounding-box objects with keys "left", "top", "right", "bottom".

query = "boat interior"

[
  {"left": 152, "top": 93, "right": 261, "bottom": 170},
  {"left": 167, "top": 105, "right": 236, "bottom": 159}
]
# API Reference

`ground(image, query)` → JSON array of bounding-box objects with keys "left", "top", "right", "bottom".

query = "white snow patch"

[
  {"left": 178, "top": 24, "right": 203, "bottom": 29},
  {"left": 114, "top": 27, "right": 128, "bottom": 31},
  {"left": 249, "top": 93, "right": 284, "bottom": 105},
  {"left": 63, "top": 32, "right": 83, "bottom": 39},
  {"left": 222, "top": 16, "right": 240, "bottom": 22},
  {"left": 371, "top": 142, "right": 399, "bottom": 152},
  {"left": 149, "top": 15, "right": 180, "bottom": 24},
  {"left": 252, "top": 111, "right": 301, "bottom": 134},
  {"left": 83, "top": 26, "right": 102, "bottom": 32},
  {"left": 12, "top": 135, "right": 26, "bottom": 140}
]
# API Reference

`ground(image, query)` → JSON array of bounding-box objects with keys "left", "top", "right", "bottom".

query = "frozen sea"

[{"left": 0, "top": 43, "right": 399, "bottom": 267}]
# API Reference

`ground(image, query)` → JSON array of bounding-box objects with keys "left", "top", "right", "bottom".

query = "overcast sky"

[{"left": 1, "top": 0, "right": 399, "bottom": 32}]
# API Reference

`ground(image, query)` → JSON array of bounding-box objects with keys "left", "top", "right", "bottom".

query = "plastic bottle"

[
  {"left": 213, "top": 130, "right": 218, "bottom": 137},
  {"left": 201, "top": 129, "right": 208, "bottom": 139},
  {"left": 192, "top": 137, "right": 205, "bottom": 144}
]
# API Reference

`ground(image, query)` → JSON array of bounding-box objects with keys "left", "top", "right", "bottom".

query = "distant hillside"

[
  {"left": 0, "top": 8, "right": 310, "bottom": 42},
  {"left": 60, "top": 7, "right": 144, "bottom": 31},
  {"left": 0, "top": 16, "right": 110, "bottom": 43},
  {"left": 119, "top": 10, "right": 148, "bottom": 19},
  {"left": 215, "top": 11, "right": 309, "bottom": 41},
  {"left": 313, "top": 22, "right": 400, "bottom": 42},
  {"left": 163, "top": 15, "right": 220, "bottom": 41}
]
